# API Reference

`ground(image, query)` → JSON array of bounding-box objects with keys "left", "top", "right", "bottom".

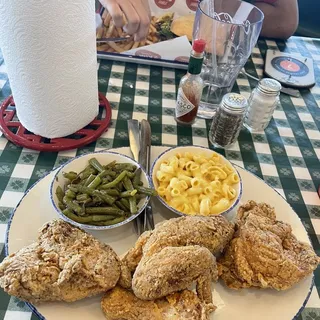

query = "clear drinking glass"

[{"left": 193, "top": 0, "right": 264, "bottom": 119}]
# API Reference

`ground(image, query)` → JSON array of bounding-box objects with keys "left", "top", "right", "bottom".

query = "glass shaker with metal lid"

[
  {"left": 209, "top": 93, "right": 248, "bottom": 148},
  {"left": 244, "top": 78, "right": 282, "bottom": 132}
]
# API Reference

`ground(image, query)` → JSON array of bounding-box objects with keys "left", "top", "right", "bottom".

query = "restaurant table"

[{"left": 0, "top": 36, "right": 319, "bottom": 319}]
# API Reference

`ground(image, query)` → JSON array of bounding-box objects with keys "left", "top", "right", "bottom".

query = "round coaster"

[{"left": 0, "top": 93, "right": 111, "bottom": 152}]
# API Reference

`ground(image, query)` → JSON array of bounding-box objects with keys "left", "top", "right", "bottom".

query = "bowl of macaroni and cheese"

[{"left": 151, "top": 146, "right": 242, "bottom": 217}]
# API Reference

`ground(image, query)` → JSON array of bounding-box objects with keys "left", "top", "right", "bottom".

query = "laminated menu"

[{"left": 96, "top": 0, "right": 199, "bottom": 62}]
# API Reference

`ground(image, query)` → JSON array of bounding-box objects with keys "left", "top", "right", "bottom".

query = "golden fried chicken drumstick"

[
  {"left": 119, "top": 215, "right": 234, "bottom": 288},
  {"left": 0, "top": 220, "right": 120, "bottom": 304},
  {"left": 218, "top": 201, "right": 320, "bottom": 290}
]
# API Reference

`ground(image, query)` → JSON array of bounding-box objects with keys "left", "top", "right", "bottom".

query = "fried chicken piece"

[
  {"left": 119, "top": 230, "right": 153, "bottom": 289},
  {"left": 101, "top": 286, "right": 214, "bottom": 320},
  {"left": 236, "top": 201, "right": 293, "bottom": 240},
  {"left": 120, "top": 216, "right": 234, "bottom": 288},
  {"left": 237, "top": 200, "right": 277, "bottom": 221},
  {"left": 132, "top": 245, "right": 218, "bottom": 306},
  {"left": 218, "top": 201, "right": 320, "bottom": 290},
  {"left": 0, "top": 220, "right": 120, "bottom": 304}
]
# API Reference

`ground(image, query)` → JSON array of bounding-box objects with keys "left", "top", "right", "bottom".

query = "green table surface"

[{"left": 0, "top": 36, "right": 319, "bottom": 319}]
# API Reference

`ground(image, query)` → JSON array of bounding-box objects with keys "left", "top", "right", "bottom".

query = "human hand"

[{"left": 99, "top": 0, "right": 151, "bottom": 41}]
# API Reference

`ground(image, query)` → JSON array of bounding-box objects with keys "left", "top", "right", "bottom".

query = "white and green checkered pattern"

[{"left": 0, "top": 37, "right": 319, "bottom": 319}]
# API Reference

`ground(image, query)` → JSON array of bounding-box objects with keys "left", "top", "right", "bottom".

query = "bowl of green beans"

[{"left": 50, "top": 151, "right": 156, "bottom": 230}]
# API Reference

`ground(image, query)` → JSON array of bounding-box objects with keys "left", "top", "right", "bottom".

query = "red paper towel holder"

[{"left": 0, "top": 93, "right": 112, "bottom": 152}]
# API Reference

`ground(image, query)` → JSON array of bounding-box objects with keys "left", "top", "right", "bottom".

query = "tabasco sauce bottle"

[{"left": 175, "top": 39, "right": 206, "bottom": 125}]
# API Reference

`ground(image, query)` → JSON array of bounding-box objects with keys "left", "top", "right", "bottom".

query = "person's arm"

[
  {"left": 99, "top": 0, "right": 151, "bottom": 41},
  {"left": 255, "top": 0, "right": 299, "bottom": 39}
]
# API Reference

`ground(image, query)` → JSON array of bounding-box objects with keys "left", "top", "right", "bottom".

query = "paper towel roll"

[{"left": 0, "top": 0, "right": 99, "bottom": 138}]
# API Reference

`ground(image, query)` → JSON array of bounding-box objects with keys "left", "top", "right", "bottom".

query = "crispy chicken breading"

[
  {"left": 101, "top": 286, "right": 214, "bottom": 320},
  {"left": 0, "top": 220, "right": 120, "bottom": 304},
  {"left": 218, "top": 201, "right": 320, "bottom": 290},
  {"left": 120, "top": 216, "right": 234, "bottom": 288},
  {"left": 132, "top": 246, "right": 218, "bottom": 305}
]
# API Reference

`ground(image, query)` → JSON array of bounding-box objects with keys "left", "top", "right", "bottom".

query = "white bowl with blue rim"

[
  {"left": 50, "top": 151, "right": 151, "bottom": 230},
  {"left": 151, "top": 145, "right": 242, "bottom": 217}
]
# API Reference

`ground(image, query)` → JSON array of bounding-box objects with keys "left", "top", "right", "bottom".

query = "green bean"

[
  {"left": 104, "top": 160, "right": 116, "bottom": 169},
  {"left": 58, "top": 202, "right": 66, "bottom": 211},
  {"left": 84, "top": 174, "right": 96, "bottom": 187},
  {"left": 63, "top": 210, "right": 117, "bottom": 223},
  {"left": 106, "top": 216, "right": 125, "bottom": 225},
  {"left": 114, "top": 163, "right": 136, "bottom": 172},
  {"left": 99, "top": 170, "right": 128, "bottom": 189},
  {"left": 120, "top": 190, "right": 137, "bottom": 198},
  {"left": 87, "top": 176, "right": 102, "bottom": 189},
  {"left": 80, "top": 186, "right": 95, "bottom": 196},
  {"left": 67, "top": 185, "right": 78, "bottom": 193},
  {"left": 85, "top": 207, "right": 124, "bottom": 215},
  {"left": 104, "top": 189, "right": 120, "bottom": 196},
  {"left": 126, "top": 172, "right": 135, "bottom": 179},
  {"left": 117, "top": 182, "right": 124, "bottom": 192},
  {"left": 70, "top": 176, "right": 82, "bottom": 185},
  {"left": 98, "top": 170, "right": 117, "bottom": 178},
  {"left": 76, "top": 194, "right": 91, "bottom": 202},
  {"left": 92, "top": 195, "right": 103, "bottom": 205},
  {"left": 67, "top": 185, "right": 94, "bottom": 196},
  {"left": 123, "top": 176, "right": 134, "bottom": 191},
  {"left": 89, "top": 158, "right": 104, "bottom": 173},
  {"left": 115, "top": 201, "right": 128, "bottom": 212},
  {"left": 109, "top": 171, "right": 117, "bottom": 177},
  {"left": 79, "top": 166, "right": 97, "bottom": 180},
  {"left": 90, "top": 216, "right": 125, "bottom": 226},
  {"left": 101, "top": 177, "right": 112, "bottom": 185},
  {"left": 65, "top": 189, "right": 76, "bottom": 199},
  {"left": 63, "top": 196, "right": 84, "bottom": 215},
  {"left": 93, "top": 190, "right": 116, "bottom": 205},
  {"left": 133, "top": 168, "right": 142, "bottom": 186},
  {"left": 62, "top": 208, "right": 74, "bottom": 216},
  {"left": 134, "top": 185, "right": 157, "bottom": 196},
  {"left": 119, "top": 198, "right": 130, "bottom": 210},
  {"left": 56, "top": 186, "right": 64, "bottom": 203},
  {"left": 97, "top": 170, "right": 108, "bottom": 179},
  {"left": 129, "top": 196, "right": 138, "bottom": 214},
  {"left": 63, "top": 171, "right": 78, "bottom": 181}
]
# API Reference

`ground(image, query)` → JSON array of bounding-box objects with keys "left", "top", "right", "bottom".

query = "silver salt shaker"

[
  {"left": 209, "top": 93, "right": 248, "bottom": 149},
  {"left": 244, "top": 78, "right": 281, "bottom": 132}
]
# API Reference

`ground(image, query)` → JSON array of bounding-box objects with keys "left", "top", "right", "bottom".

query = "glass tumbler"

[{"left": 193, "top": 0, "right": 264, "bottom": 119}]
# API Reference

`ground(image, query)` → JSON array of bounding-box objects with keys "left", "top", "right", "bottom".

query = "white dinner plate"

[{"left": 6, "top": 146, "right": 313, "bottom": 320}]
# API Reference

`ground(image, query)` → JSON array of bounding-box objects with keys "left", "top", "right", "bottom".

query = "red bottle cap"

[{"left": 193, "top": 39, "right": 206, "bottom": 53}]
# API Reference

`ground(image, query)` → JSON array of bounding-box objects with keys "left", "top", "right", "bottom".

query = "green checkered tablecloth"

[{"left": 0, "top": 36, "right": 319, "bottom": 319}]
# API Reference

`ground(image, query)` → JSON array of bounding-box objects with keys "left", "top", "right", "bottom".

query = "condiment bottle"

[
  {"left": 209, "top": 93, "right": 247, "bottom": 148},
  {"left": 175, "top": 39, "right": 206, "bottom": 125},
  {"left": 244, "top": 78, "right": 281, "bottom": 132}
]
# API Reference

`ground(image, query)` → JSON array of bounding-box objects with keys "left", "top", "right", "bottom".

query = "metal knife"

[
  {"left": 139, "top": 120, "right": 154, "bottom": 231},
  {"left": 128, "top": 120, "right": 140, "bottom": 162},
  {"left": 127, "top": 120, "right": 142, "bottom": 235}
]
